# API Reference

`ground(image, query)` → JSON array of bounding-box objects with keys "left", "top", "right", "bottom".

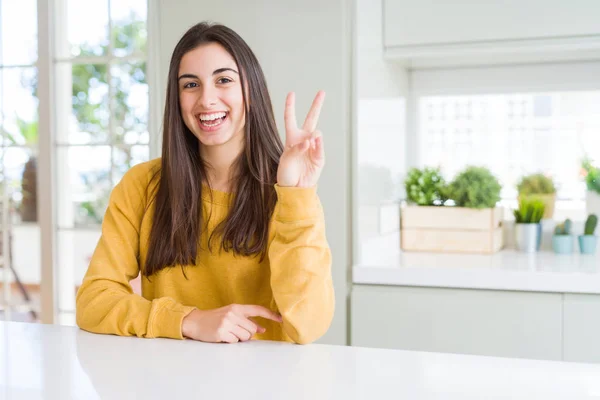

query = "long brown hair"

[{"left": 144, "top": 22, "right": 283, "bottom": 277}]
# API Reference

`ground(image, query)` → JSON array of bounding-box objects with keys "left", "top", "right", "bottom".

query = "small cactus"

[
  {"left": 584, "top": 214, "right": 598, "bottom": 235},
  {"left": 554, "top": 223, "right": 563, "bottom": 235},
  {"left": 554, "top": 218, "right": 573, "bottom": 235},
  {"left": 564, "top": 218, "right": 572, "bottom": 235}
]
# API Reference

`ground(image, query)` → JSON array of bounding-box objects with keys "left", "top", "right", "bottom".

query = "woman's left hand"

[{"left": 277, "top": 91, "right": 325, "bottom": 188}]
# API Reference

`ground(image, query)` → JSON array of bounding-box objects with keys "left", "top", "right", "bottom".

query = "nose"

[{"left": 198, "top": 84, "right": 217, "bottom": 109}]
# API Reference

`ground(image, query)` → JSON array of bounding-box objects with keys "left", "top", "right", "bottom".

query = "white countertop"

[
  {"left": 2, "top": 321, "right": 600, "bottom": 399},
  {"left": 354, "top": 246, "right": 600, "bottom": 294}
]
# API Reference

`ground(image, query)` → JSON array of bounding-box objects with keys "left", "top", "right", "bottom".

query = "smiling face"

[{"left": 178, "top": 42, "right": 245, "bottom": 149}]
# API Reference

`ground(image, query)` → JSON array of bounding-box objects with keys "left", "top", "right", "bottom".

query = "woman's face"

[{"left": 178, "top": 42, "right": 245, "bottom": 148}]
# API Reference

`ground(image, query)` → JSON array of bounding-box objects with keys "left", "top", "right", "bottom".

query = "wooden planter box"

[{"left": 400, "top": 206, "right": 504, "bottom": 254}]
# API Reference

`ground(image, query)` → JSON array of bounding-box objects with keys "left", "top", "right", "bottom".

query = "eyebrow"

[{"left": 177, "top": 68, "right": 239, "bottom": 81}]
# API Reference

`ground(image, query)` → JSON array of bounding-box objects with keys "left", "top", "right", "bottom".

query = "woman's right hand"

[{"left": 181, "top": 304, "right": 283, "bottom": 343}]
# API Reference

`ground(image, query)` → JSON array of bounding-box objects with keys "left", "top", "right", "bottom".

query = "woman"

[{"left": 75, "top": 22, "right": 334, "bottom": 345}]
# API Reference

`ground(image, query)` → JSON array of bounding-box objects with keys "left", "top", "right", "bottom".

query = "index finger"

[
  {"left": 241, "top": 305, "right": 283, "bottom": 322},
  {"left": 284, "top": 92, "right": 298, "bottom": 135},
  {"left": 302, "top": 90, "right": 326, "bottom": 132}
]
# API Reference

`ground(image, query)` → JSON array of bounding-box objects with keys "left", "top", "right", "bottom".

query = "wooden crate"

[{"left": 400, "top": 206, "right": 504, "bottom": 254}]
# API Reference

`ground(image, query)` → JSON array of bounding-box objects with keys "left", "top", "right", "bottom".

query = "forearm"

[
  {"left": 268, "top": 185, "right": 335, "bottom": 344},
  {"left": 76, "top": 277, "right": 195, "bottom": 339}
]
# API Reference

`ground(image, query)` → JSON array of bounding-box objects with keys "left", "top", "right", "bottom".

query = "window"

[
  {"left": 419, "top": 92, "right": 600, "bottom": 200},
  {"left": 0, "top": 0, "right": 39, "bottom": 320},
  {"left": 1, "top": 0, "right": 149, "bottom": 323},
  {"left": 55, "top": 0, "right": 149, "bottom": 321},
  {"left": 412, "top": 62, "right": 600, "bottom": 220},
  {"left": 56, "top": 0, "right": 149, "bottom": 228}
]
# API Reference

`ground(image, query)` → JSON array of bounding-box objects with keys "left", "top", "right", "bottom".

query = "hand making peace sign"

[{"left": 276, "top": 91, "right": 326, "bottom": 188}]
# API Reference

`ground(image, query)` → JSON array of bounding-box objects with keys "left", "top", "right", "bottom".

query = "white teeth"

[{"left": 199, "top": 112, "right": 226, "bottom": 121}]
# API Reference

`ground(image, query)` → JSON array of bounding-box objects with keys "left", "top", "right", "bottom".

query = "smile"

[{"left": 198, "top": 111, "right": 228, "bottom": 129}]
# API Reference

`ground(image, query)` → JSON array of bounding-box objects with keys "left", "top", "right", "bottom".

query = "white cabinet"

[
  {"left": 563, "top": 294, "right": 600, "bottom": 363},
  {"left": 382, "top": 0, "right": 600, "bottom": 65},
  {"left": 384, "top": 0, "right": 600, "bottom": 48},
  {"left": 351, "top": 285, "right": 563, "bottom": 361}
]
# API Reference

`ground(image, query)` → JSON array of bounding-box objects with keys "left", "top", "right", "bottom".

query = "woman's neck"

[{"left": 200, "top": 140, "right": 242, "bottom": 193}]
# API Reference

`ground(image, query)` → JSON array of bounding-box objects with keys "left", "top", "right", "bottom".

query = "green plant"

[
  {"left": 1, "top": 117, "right": 38, "bottom": 146},
  {"left": 517, "top": 173, "right": 556, "bottom": 195},
  {"left": 582, "top": 158, "right": 600, "bottom": 195},
  {"left": 584, "top": 214, "right": 598, "bottom": 235},
  {"left": 444, "top": 166, "right": 501, "bottom": 209},
  {"left": 404, "top": 167, "right": 447, "bottom": 206},
  {"left": 513, "top": 198, "right": 545, "bottom": 224},
  {"left": 554, "top": 218, "right": 573, "bottom": 235},
  {"left": 79, "top": 201, "right": 104, "bottom": 225}
]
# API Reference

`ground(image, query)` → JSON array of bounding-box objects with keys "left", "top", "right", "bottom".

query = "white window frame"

[{"left": 0, "top": 0, "right": 156, "bottom": 324}]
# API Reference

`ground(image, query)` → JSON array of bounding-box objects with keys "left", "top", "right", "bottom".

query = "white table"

[{"left": 1, "top": 321, "right": 600, "bottom": 399}]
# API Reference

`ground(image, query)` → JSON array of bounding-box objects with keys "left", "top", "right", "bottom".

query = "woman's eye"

[
  {"left": 183, "top": 82, "right": 198, "bottom": 88},
  {"left": 217, "top": 77, "right": 232, "bottom": 84}
]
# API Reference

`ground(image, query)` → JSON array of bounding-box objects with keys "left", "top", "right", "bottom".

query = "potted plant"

[
  {"left": 578, "top": 214, "right": 598, "bottom": 255},
  {"left": 552, "top": 218, "right": 574, "bottom": 254},
  {"left": 401, "top": 165, "right": 504, "bottom": 253},
  {"left": 444, "top": 166, "right": 502, "bottom": 209},
  {"left": 581, "top": 158, "right": 600, "bottom": 216},
  {"left": 513, "top": 197, "right": 545, "bottom": 252},
  {"left": 404, "top": 166, "right": 447, "bottom": 206},
  {"left": 517, "top": 173, "right": 556, "bottom": 219}
]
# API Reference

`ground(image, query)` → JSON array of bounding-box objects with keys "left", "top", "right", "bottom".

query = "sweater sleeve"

[
  {"left": 268, "top": 184, "right": 335, "bottom": 344},
  {"left": 75, "top": 162, "right": 196, "bottom": 339}
]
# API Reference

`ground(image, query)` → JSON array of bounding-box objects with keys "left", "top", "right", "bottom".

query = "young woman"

[{"left": 75, "top": 22, "right": 334, "bottom": 344}]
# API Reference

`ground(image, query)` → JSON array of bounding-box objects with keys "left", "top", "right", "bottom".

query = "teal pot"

[
  {"left": 515, "top": 223, "right": 542, "bottom": 253},
  {"left": 552, "top": 235, "right": 574, "bottom": 254},
  {"left": 578, "top": 235, "right": 598, "bottom": 255}
]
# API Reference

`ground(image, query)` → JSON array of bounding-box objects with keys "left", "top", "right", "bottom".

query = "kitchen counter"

[
  {"left": 1, "top": 321, "right": 600, "bottom": 399},
  {"left": 354, "top": 248, "right": 600, "bottom": 294}
]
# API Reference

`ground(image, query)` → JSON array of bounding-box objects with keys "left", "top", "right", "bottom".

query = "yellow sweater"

[{"left": 76, "top": 158, "right": 334, "bottom": 344}]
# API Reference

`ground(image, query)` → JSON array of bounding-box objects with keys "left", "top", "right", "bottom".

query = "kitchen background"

[{"left": 1, "top": 0, "right": 600, "bottom": 363}]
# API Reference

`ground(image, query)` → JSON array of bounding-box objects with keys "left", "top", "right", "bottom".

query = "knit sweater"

[{"left": 75, "top": 158, "right": 334, "bottom": 344}]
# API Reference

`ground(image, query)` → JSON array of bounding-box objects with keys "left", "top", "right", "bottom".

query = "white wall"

[
  {"left": 152, "top": 0, "right": 352, "bottom": 345},
  {"left": 354, "top": 0, "right": 409, "bottom": 268}
]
